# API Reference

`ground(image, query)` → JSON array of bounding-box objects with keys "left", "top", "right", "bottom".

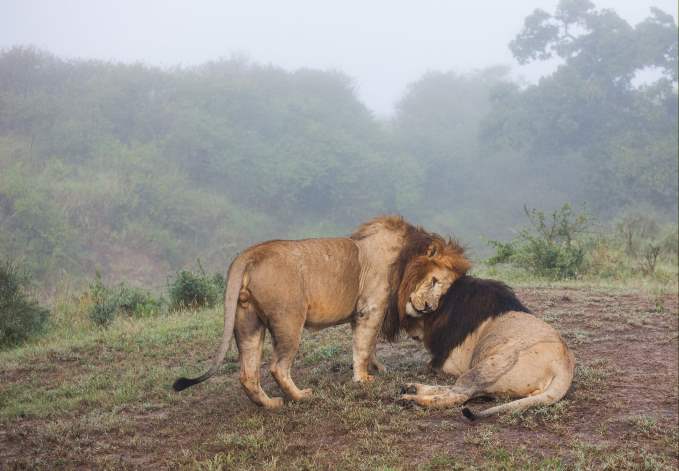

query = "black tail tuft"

[
  {"left": 173, "top": 377, "right": 200, "bottom": 392},
  {"left": 462, "top": 407, "right": 477, "bottom": 421}
]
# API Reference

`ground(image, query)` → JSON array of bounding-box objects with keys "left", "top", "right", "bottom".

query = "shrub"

[
  {"left": 615, "top": 211, "right": 660, "bottom": 256},
  {"left": 487, "top": 204, "right": 589, "bottom": 279},
  {"left": 115, "top": 284, "right": 163, "bottom": 317},
  {"left": 0, "top": 260, "right": 50, "bottom": 347},
  {"left": 610, "top": 210, "right": 678, "bottom": 277},
  {"left": 168, "top": 262, "right": 224, "bottom": 310},
  {"left": 488, "top": 205, "right": 677, "bottom": 281},
  {"left": 88, "top": 293, "right": 118, "bottom": 327},
  {"left": 87, "top": 274, "right": 161, "bottom": 326}
]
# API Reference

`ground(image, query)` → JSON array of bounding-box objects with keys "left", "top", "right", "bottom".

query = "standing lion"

[{"left": 173, "top": 216, "right": 470, "bottom": 408}]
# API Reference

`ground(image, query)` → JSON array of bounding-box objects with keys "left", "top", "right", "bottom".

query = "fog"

[
  {"left": 0, "top": 1, "right": 676, "bottom": 285},
  {"left": 2, "top": 0, "right": 676, "bottom": 115}
]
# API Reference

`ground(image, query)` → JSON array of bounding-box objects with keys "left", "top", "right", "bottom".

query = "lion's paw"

[
  {"left": 296, "top": 388, "right": 313, "bottom": 400},
  {"left": 264, "top": 397, "right": 285, "bottom": 409},
  {"left": 396, "top": 394, "right": 417, "bottom": 409},
  {"left": 400, "top": 383, "right": 418, "bottom": 395},
  {"left": 353, "top": 373, "right": 375, "bottom": 383},
  {"left": 370, "top": 359, "right": 387, "bottom": 374}
]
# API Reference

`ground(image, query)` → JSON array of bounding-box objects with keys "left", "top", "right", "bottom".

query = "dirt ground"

[{"left": 1, "top": 286, "right": 678, "bottom": 470}]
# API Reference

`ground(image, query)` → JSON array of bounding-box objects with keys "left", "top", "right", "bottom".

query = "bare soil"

[{"left": 1, "top": 286, "right": 677, "bottom": 470}]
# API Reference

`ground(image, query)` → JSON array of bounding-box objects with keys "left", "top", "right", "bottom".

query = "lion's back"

[{"left": 245, "top": 237, "right": 362, "bottom": 324}]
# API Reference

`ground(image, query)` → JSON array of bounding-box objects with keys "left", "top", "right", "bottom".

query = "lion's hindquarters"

[
  {"left": 462, "top": 316, "right": 575, "bottom": 419},
  {"left": 237, "top": 238, "right": 365, "bottom": 403},
  {"left": 463, "top": 361, "right": 573, "bottom": 420}
]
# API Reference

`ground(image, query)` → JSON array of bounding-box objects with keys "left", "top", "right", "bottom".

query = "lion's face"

[
  {"left": 405, "top": 265, "right": 457, "bottom": 317},
  {"left": 398, "top": 240, "right": 470, "bottom": 320}
]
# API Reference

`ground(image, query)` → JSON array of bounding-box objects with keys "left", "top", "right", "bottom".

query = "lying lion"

[
  {"left": 174, "top": 216, "right": 470, "bottom": 408},
  {"left": 399, "top": 276, "right": 575, "bottom": 419}
]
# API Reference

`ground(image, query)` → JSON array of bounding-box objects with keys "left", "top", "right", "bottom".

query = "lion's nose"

[{"left": 424, "top": 301, "right": 431, "bottom": 312}]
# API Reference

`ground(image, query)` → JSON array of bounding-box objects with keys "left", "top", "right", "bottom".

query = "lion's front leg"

[
  {"left": 401, "top": 382, "right": 450, "bottom": 395},
  {"left": 398, "top": 385, "right": 472, "bottom": 409},
  {"left": 351, "top": 305, "right": 384, "bottom": 382}
]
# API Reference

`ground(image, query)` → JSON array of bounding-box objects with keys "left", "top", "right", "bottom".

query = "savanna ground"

[{"left": 1, "top": 283, "right": 677, "bottom": 470}]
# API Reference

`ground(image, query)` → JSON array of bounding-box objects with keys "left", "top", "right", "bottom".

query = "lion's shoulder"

[
  {"left": 350, "top": 215, "right": 409, "bottom": 240},
  {"left": 425, "top": 276, "right": 530, "bottom": 367}
]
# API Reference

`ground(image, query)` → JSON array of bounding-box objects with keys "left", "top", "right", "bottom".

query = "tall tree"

[{"left": 484, "top": 0, "right": 678, "bottom": 214}]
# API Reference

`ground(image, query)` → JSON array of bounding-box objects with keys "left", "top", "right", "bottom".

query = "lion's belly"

[
  {"left": 305, "top": 270, "right": 358, "bottom": 327},
  {"left": 304, "top": 275, "right": 360, "bottom": 327},
  {"left": 300, "top": 238, "right": 362, "bottom": 327},
  {"left": 304, "top": 310, "right": 355, "bottom": 328}
]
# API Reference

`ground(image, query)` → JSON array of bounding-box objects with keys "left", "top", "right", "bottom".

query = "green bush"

[
  {"left": 487, "top": 204, "right": 588, "bottom": 279},
  {"left": 0, "top": 260, "right": 50, "bottom": 347},
  {"left": 168, "top": 263, "right": 224, "bottom": 310},
  {"left": 88, "top": 294, "right": 119, "bottom": 327},
  {"left": 115, "top": 284, "right": 163, "bottom": 318},
  {"left": 488, "top": 204, "right": 678, "bottom": 281},
  {"left": 88, "top": 274, "right": 162, "bottom": 327}
]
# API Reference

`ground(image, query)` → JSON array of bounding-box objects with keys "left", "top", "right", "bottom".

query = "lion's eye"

[{"left": 431, "top": 277, "right": 438, "bottom": 287}]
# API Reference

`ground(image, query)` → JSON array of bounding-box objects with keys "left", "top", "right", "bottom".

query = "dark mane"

[{"left": 424, "top": 276, "right": 531, "bottom": 369}]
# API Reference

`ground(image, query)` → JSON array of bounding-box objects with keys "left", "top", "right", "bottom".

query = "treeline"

[{"left": 0, "top": 1, "right": 676, "bottom": 289}]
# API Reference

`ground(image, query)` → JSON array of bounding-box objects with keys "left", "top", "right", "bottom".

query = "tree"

[{"left": 483, "top": 1, "right": 678, "bottom": 215}]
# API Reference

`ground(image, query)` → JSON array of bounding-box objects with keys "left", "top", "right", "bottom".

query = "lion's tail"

[
  {"left": 173, "top": 253, "right": 249, "bottom": 392},
  {"left": 462, "top": 350, "right": 575, "bottom": 421}
]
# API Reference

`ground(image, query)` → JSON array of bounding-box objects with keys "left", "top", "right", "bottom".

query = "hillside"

[{"left": 1, "top": 25, "right": 677, "bottom": 289}]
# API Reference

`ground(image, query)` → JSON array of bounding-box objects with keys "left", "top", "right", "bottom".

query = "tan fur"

[
  {"left": 400, "top": 311, "right": 575, "bottom": 418},
  {"left": 175, "top": 216, "right": 469, "bottom": 408}
]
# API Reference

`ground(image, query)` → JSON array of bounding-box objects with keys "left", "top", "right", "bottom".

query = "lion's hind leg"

[
  {"left": 268, "top": 307, "right": 312, "bottom": 402},
  {"left": 235, "top": 305, "right": 283, "bottom": 409}
]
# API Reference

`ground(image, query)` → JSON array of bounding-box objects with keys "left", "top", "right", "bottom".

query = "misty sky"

[{"left": 2, "top": 0, "right": 676, "bottom": 115}]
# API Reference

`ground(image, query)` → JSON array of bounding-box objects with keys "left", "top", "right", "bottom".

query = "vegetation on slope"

[{"left": 0, "top": 1, "right": 676, "bottom": 290}]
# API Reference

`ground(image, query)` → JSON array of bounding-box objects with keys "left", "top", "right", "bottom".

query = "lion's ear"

[{"left": 426, "top": 244, "right": 438, "bottom": 258}]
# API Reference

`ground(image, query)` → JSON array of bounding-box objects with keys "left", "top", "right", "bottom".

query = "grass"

[
  {"left": 498, "top": 400, "right": 571, "bottom": 429},
  {"left": 1, "top": 284, "right": 677, "bottom": 469},
  {"left": 0, "top": 304, "right": 226, "bottom": 420},
  {"left": 473, "top": 261, "right": 678, "bottom": 294},
  {"left": 574, "top": 359, "right": 614, "bottom": 391},
  {"left": 626, "top": 415, "right": 660, "bottom": 438}
]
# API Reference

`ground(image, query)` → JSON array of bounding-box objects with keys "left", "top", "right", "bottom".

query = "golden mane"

[
  {"left": 350, "top": 215, "right": 409, "bottom": 240},
  {"left": 355, "top": 217, "right": 470, "bottom": 341}
]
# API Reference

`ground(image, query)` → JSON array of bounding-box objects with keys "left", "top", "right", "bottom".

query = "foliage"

[
  {"left": 88, "top": 273, "right": 161, "bottom": 327},
  {"left": 0, "top": 47, "right": 394, "bottom": 288},
  {"left": 616, "top": 210, "right": 661, "bottom": 256},
  {"left": 168, "top": 263, "right": 224, "bottom": 310},
  {"left": 0, "top": 2, "right": 676, "bottom": 287},
  {"left": 487, "top": 204, "right": 589, "bottom": 279},
  {"left": 489, "top": 204, "right": 678, "bottom": 281},
  {"left": 484, "top": 0, "right": 678, "bottom": 215},
  {"left": 0, "top": 259, "right": 50, "bottom": 347}
]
